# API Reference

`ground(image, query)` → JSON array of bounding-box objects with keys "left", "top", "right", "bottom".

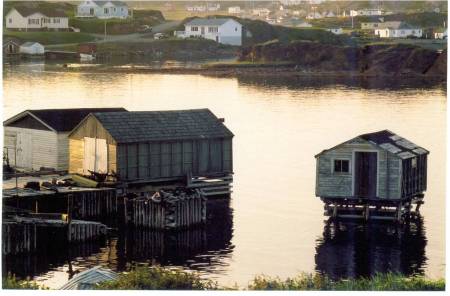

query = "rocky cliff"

[{"left": 239, "top": 41, "right": 446, "bottom": 77}]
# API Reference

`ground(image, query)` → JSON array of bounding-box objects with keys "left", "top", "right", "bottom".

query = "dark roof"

[
  {"left": 4, "top": 108, "right": 127, "bottom": 132},
  {"left": 316, "top": 130, "right": 429, "bottom": 159},
  {"left": 12, "top": 7, "right": 68, "bottom": 17},
  {"left": 92, "top": 1, "right": 128, "bottom": 7},
  {"left": 359, "top": 130, "right": 429, "bottom": 159},
  {"left": 92, "top": 109, "right": 234, "bottom": 143},
  {"left": 185, "top": 18, "right": 239, "bottom": 26}
]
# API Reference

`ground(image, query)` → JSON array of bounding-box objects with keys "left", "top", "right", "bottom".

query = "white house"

[
  {"left": 350, "top": 9, "right": 383, "bottom": 17},
  {"left": 186, "top": 5, "right": 206, "bottom": 12},
  {"left": 175, "top": 18, "right": 243, "bottom": 46},
  {"left": 435, "top": 30, "right": 447, "bottom": 39},
  {"left": 77, "top": 1, "right": 129, "bottom": 19},
  {"left": 19, "top": 42, "right": 45, "bottom": 55},
  {"left": 375, "top": 22, "right": 422, "bottom": 38},
  {"left": 252, "top": 8, "right": 271, "bottom": 17},
  {"left": 324, "top": 11, "right": 336, "bottom": 18},
  {"left": 5, "top": 7, "right": 68, "bottom": 31},
  {"left": 3, "top": 108, "right": 126, "bottom": 171},
  {"left": 228, "top": 6, "right": 242, "bottom": 14},
  {"left": 327, "top": 28, "right": 343, "bottom": 35},
  {"left": 306, "top": 12, "right": 323, "bottom": 19}
]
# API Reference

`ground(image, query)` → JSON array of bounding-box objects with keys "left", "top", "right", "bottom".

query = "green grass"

[
  {"left": 248, "top": 273, "right": 445, "bottom": 291},
  {"left": 93, "top": 267, "right": 444, "bottom": 291},
  {"left": 3, "top": 31, "right": 97, "bottom": 45},
  {"left": 69, "top": 10, "right": 165, "bottom": 35},
  {"left": 95, "top": 266, "right": 218, "bottom": 290},
  {"left": 2, "top": 273, "right": 47, "bottom": 290}
]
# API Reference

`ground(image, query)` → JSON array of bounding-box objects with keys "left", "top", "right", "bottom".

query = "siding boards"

[
  {"left": 316, "top": 141, "right": 402, "bottom": 200},
  {"left": 138, "top": 143, "right": 149, "bottom": 179},
  {"left": 57, "top": 132, "right": 70, "bottom": 171},
  {"left": 70, "top": 115, "right": 116, "bottom": 145},
  {"left": 69, "top": 139, "right": 84, "bottom": 174},
  {"left": 4, "top": 127, "right": 58, "bottom": 171}
]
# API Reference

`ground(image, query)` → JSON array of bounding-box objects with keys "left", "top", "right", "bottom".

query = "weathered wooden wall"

[
  {"left": 57, "top": 132, "right": 70, "bottom": 171},
  {"left": 116, "top": 138, "right": 232, "bottom": 181},
  {"left": 4, "top": 127, "right": 58, "bottom": 170},
  {"left": 316, "top": 138, "right": 402, "bottom": 199}
]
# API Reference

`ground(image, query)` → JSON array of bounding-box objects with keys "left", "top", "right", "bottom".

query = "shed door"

[
  {"left": 83, "top": 137, "right": 107, "bottom": 174},
  {"left": 354, "top": 152, "right": 377, "bottom": 198},
  {"left": 16, "top": 133, "right": 32, "bottom": 169}
]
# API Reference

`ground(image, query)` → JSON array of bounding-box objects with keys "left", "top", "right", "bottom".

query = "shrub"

[{"left": 2, "top": 273, "right": 47, "bottom": 290}]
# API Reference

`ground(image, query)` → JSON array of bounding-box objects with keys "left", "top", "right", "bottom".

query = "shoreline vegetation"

[{"left": 3, "top": 267, "right": 445, "bottom": 291}]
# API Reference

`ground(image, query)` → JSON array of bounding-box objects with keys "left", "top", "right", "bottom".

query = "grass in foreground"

[
  {"left": 94, "top": 267, "right": 444, "bottom": 291},
  {"left": 2, "top": 273, "right": 47, "bottom": 290},
  {"left": 95, "top": 266, "right": 218, "bottom": 290},
  {"left": 248, "top": 272, "right": 445, "bottom": 291}
]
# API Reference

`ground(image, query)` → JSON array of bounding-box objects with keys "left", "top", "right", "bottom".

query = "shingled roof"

[
  {"left": 90, "top": 109, "right": 234, "bottom": 143},
  {"left": 4, "top": 108, "right": 127, "bottom": 132},
  {"left": 185, "top": 18, "right": 239, "bottom": 26},
  {"left": 316, "top": 130, "right": 429, "bottom": 159},
  {"left": 11, "top": 7, "right": 67, "bottom": 17},
  {"left": 359, "top": 130, "right": 429, "bottom": 159}
]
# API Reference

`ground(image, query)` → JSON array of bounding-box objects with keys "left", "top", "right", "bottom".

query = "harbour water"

[{"left": 2, "top": 62, "right": 446, "bottom": 288}]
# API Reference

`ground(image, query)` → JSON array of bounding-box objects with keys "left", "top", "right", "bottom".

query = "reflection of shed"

[
  {"left": 3, "top": 108, "right": 126, "bottom": 171},
  {"left": 68, "top": 109, "right": 234, "bottom": 182},
  {"left": 19, "top": 42, "right": 45, "bottom": 55},
  {"left": 315, "top": 130, "right": 429, "bottom": 201}
]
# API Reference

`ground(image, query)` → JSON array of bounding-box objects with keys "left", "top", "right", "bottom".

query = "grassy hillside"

[
  {"left": 176, "top": 16, "right": 355, "bottom": 46},
  {"left": 3, "top": 1, "right": 165, "bottom": 35},
  {"left": 310, "top": 12, "right": 447, "bottom": 30},
  {"left": 3, "top": 31, "right": 97, "bottom": 45}
]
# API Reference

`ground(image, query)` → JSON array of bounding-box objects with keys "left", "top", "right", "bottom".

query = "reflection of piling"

[{"left": 125, "top": 189, "right": 206, "bottom": 229}]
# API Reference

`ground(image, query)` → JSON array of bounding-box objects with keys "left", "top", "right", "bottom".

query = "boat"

[{"left": 59, "top": 266, "right": 118, "bottom": 290}]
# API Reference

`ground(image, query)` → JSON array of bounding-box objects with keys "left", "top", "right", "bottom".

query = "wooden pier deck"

[
  {"left": 3, "top": 187, "right": 118, "bottom": 220},
  {"left": 2, "top": 216, "right": 107, "bottom": 255},
  {"left": 125, "top": 189, "right": 206, "bottom": 229},
  {"left": 322, "top": 195, "right": 424, "bottom": 223}
]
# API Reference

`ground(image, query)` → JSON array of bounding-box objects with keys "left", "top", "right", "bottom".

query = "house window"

[
  {"left": 208, "top": 26, "right": 218, "bottom": 33},
  {"left": 104, "top": 8, "right": 109, "bottom": 14},
  {"left": 9, "top": 18, "right": 12, "bottom": 23},
  {"left": 113, "top": 7, "right": 116, "bottom": 12},
  {"left": 121, "top": 8, "right": 124, "bottom": 12},
  {"left": 191, "top": 26, "right": 198, "bottom": 31},
  {"left": 235, "top": 27, "right": 238, "bottom": 31},
  {"left": 334, "top": 159, "right": 350, "bottom": 173}
]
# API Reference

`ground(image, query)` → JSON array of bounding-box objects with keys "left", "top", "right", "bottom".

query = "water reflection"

[
  {"left": 117, "top": 199, "right": 234, "bottom": 274},
  {"left": 2, "top": 199, "right": 234, "bottom": 288},
  {"left": 315, "top": 218, "right": 427, "bottom": 280},
  {"left": 237, "top": 75, "right": 445, "bottom": 91}
]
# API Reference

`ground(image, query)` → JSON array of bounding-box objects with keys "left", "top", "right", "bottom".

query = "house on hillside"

[
  {"left": 3, "top": 38, "right": 21, "bottom": 55},
  {"left": 5, "top": 7, "right": 68, "bottom": 31},
  {"left": 19, "top": 42, "right": 45, "bottom": 55},
  {"left": 315, "top": 130, "right": 429, "bottom": 201},
  {"left": 228, "top": 6, "right": 242, "bottom": 14},
  {"left": 306, "top": 12, "right": 323, "bottom": 19},
  {"left": 327, "top": 28, "right": 343, "bottom": 35},
  {"left": 350, "top": 9, "right": 383, "bottom": 17},
  {"left": 68, "top": 109, "right": 234, "bottom": 183},
  {"left": 375, "top": 22, "right": 422, "bottom": 38},
  {"left": 77, "top": 1, "right": 129, "bottom": 19},
  {"left": 434, "top": 29, "right": 447, "bottom": 39},
  {"left": 3, "top": 108, "right": 126, "bottom": 171},
  {"left": 252, "top": 8, "right": 271, "bottom": 17},
  {"left": 174, "top": 18, "right": 243, "bottom": 46}
]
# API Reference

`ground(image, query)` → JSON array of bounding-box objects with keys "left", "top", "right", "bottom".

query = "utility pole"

[{"left": 104, "top": 20, "right": 107, "bottom": 40}]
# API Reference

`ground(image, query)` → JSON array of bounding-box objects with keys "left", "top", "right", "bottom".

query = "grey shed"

[
  {"left": 68, "top": 109, "right": 234, "bottom": 182},
  {"left": 315, "top": 130, "right": 429, "bottom": 201}
]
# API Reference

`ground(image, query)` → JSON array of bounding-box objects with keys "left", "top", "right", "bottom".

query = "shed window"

[{"left": 334, "top": 159, "right": 349, "bottom": 173}]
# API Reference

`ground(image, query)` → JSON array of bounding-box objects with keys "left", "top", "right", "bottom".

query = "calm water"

[{"left": 2, "top": 62, "right": 446, "bottom": 288}]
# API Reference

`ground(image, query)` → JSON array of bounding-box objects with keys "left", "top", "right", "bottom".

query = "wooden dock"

[
  {"left": 322, "top": 195, "right": 424, "bottom": 223},
  {"left": 2, "top": 216, "right": 107, "bottom": 255},
  {"left": 125, "top": 189, "right": 206, "bottom": 229},
  {"left": 186, "top": 174, "right": 233, "bottom": 197},
  {"left": 3, "top": 187, "right": 118, "bottom": 220}
]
